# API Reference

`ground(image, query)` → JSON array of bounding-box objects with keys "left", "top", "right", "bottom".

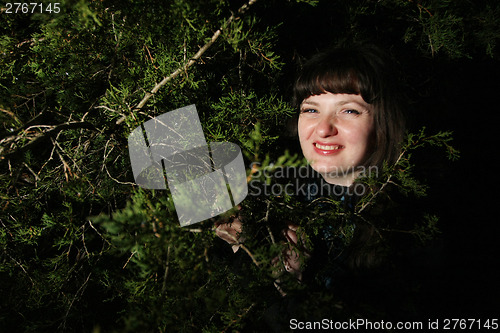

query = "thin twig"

[
  {"left": 5, "top": 251, "right": 35, "bottom": 287},
  {"left": 23, "top": 162, "right": 39, "bottom": 185},
  {"left": 81, "top": 224, "right": 90, "bottom": 258},
  {"left": 222, "top": 302, "right": 256, "bottom": 333},
  {"left": 239, "top": 244, "right": 260, "bottom": 267},
  {"left": 0, "top": 107, "right": 21, "bottom": 124},
  {"left": 60, "top": 273, "right": 92, "bottom": 331},
  {"left": 215, "top": 227, "right": 260, "bottom": 267},
  {"left": 123, "top": 251, "right": 137, "bottom": 269},
  {"left": 1, "top": 121, "right": 95, "bottom": 158},
  {"left": 115, "top": 0, "right": 258, "bottom": 125},
  {"left": 88, "top": 220, "right": 112, "bottom": 247},
  {"left": 263, "top": 200, "right": 275, "bottom": 244},
  {"left": 161, "top": 245, "right": 171, "bottom": 295},
  {"left": 52, "top": 138, "right": 74, "bottom": 182},
  {"left": 102, "top": 138, "right": 137, "bottom": 186},
  {"left": 357, "top": 150, "right": 405, "bottom": 214},
  {"left": 184, "top": 228, "right": 203, "bottom": 233}
]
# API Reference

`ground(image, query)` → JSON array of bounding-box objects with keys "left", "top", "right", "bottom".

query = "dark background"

[
  {"left": 271, "top": 0, "right": 500, "bottom": 319},
  {"left": 2, "top": 0, "right": 499, "bottom": 330}
]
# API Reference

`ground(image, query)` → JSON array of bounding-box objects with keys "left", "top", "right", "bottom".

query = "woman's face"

[{"left": 298, "top": 92, "right": 375, "bottom": 186}]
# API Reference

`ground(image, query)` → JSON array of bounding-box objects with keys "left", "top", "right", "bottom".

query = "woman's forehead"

[{"left": 301, "top": 93, "right": 371, "bottom": 108}]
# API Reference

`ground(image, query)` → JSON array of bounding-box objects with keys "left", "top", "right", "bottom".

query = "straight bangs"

[{"left": 293, "top": 51, "right": 380, "bottom": 109}]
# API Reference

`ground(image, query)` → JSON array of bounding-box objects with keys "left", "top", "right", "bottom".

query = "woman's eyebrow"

[
  {"left": 301, "top": 100, "right": 320, "bottom": 106},
  {"left": 301, "top": 100, "right": 364, "bottom": 107}
]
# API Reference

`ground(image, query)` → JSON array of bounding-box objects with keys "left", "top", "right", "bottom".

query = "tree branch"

[
  {"left": 0, "top": 121, "right": 96, "bottom": 159},
  {"left": 115, "top": 0, "right": 259, "bottom": 125},
  {"left": 356, "top": 150, "right": 406, "bottom": 214}
]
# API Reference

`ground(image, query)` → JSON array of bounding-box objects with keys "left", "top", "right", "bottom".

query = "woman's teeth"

[{"left": 315, "top": 143, "right": 344, "bottom": 150}]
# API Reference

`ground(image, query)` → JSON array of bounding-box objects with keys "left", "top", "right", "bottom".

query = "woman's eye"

[
  {"left": 300, "top": 108, "right": 317, "bottom": 113},
  {"left": 343, "top": 109, "right": 360, "bottom": 115}
]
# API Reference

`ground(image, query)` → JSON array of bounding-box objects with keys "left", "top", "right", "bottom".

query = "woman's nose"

[{"left": 315, "top": 116, "right": 338, "bottom": 137}]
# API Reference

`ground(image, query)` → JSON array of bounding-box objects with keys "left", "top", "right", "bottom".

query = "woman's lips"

[{"left": 313, "top": 142, "right": 344, "bottom": 155}]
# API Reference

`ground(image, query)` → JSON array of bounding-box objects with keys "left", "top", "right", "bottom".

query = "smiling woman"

[
  {"left": 284, "top": 44, "right": 408, "bottom": 278},
  {"left": 298, "top": 93, "right": 375, "bottom": 186},
  {"left": 215, "top": 44, "right": 409, "bottom": 289},
  {"left": 294, "top": 44, "right": 406, "bottom": 184}
]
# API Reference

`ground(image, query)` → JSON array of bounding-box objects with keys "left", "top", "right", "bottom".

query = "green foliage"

[
  {"left": 355, "top": 129, "right": 459, "bottom": 243},
  {"left": 0, "top": 0, "right": 490, "bottom": 331}
]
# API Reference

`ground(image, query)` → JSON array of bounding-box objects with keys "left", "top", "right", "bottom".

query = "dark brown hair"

[{"left": 293, "top": 44, "right": 406, "bottom": 169}]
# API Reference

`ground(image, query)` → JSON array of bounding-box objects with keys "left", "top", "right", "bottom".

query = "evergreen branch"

[
  {"left": 115, "top": 0, "right": 259, "bottom": 125},
  {"left": 122, "top": 250, "right": 137, "bottom": 269},
  {"left": 222, "top": 302, "right": 256, "bottom": 333},
  {"left": 260, "top": 200, "right": 276, "bottom": 244},
  {"left": 0, "top": 106, "right": 22, "bottom": 125},
  {"left": 22, "top": 161, "right": 39, "bottom": 185},
  {"left": 102, "top": 138, "right": 137, "bottom": 186},
  {"left": 356, "top": 151, "right": 405, "bottom": 214},
  {"left": 60, "top": 272, "right": 92, "bottom": 331},
  {"left": 52, "top": 137, "right": 75, "bottom": 182},
  {"left": 0, "top": 121, "right": 96, "bottom": 159},
  {"left": 356, "top": 129, "right": 458, "bottom": 214},
  {"left": 184, "top": 228, "right": 203, "bottom": 232},
  {"left": 161, "top": 245, "right": 171, "bottom": 295},
  {"left": 87, "top": 220, "right": 112, "bottom": 247},
  {"left": 239, "top": 244, "right": 261, "bottom": 267},
  {"left": 81, "top": 224, "right": 90, "bottom": 258},
  {"left": 356, "top": 174, "right": 392, "bottom": 214},
  {"left": 4, "top": 250, "right": 35, "bottom": 287}
]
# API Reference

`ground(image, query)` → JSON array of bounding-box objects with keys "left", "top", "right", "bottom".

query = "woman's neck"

[{"left": 320, "top": 170, "right": 360, "bottom": 187}]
